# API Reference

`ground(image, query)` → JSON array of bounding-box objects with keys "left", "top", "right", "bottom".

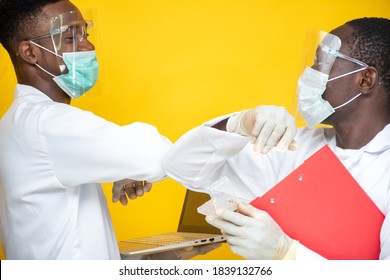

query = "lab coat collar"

[
  {"left": 15, "top": 83, "right": 54, "bottom": 102},
  {"left": 322, "top": 123, "right": 390, "bottom": 154},
  {"left": 364, "top": 123, "right": 390, "bottom": 154}
]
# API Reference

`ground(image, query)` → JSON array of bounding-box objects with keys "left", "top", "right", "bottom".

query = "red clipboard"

[{"left": 250, "top": 145, "right": 384, "bottom": 260}]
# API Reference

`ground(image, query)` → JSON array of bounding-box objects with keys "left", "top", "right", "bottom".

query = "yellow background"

[{"left": 0, "top": 0, "right": 389, "bottom": 260}]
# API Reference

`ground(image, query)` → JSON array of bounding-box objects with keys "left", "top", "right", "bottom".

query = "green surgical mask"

[
  {"left": 53, "top": 51, "right": 99, "bottom": 99},
  {"left": 30, "top": 40, "right": 99, "bottom": 99}
]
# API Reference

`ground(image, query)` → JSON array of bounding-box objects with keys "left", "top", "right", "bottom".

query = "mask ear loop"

[
  {"left": 29, "top": 40, "right": 66, "bottom": 72},
  {"left": 328, "top": 68, "right": 364, "bottom": 111},
  {"left": 29, "top": 40, "right": 61, "bottom": 58},
  {"left": 34, "top": 62, "right": 56, "bottom": 78},
  {"left": 328, "top": 67, "right": 367, "bottom": 82},
  {"left": 333, "top": 92, "right": 362, "bottom": 110}
]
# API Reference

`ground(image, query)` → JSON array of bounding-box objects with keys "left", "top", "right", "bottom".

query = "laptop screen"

[{"left": 177, "top": 190, "right": 221, "bottom": 234}]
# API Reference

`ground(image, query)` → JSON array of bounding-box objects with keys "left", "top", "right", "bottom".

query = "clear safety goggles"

[
  {"left": 305, "top": 31, "right": 368, "bottom": 78},
  {"left": 316, "top": 43, "right": 368, "bottom": 81},
  {"left": 29, "top": 10, "right": 93, "bottom": 54}
]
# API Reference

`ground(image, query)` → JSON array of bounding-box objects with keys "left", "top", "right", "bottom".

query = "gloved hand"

[
  {"left": 205, "top": 201, "right": 295, "bottom": 260},
  {"left": 141, "top": 243, "right": 222, "bottom": 260},
  {"left": 112, "top": 179, "right": 152, "bottom": 205},
  {"left": 227, "top": 105, "right": 298, "bottom": 154}
]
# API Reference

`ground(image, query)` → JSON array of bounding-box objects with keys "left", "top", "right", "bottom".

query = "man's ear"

[
  {"left": 17, "top": 41, "right": 39, "bottom": 65},
  {"left": 359, "top": 67, "right": 379, "bottom": 94}
]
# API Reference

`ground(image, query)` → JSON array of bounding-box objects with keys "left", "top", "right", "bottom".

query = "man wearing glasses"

[{"left": 0, "top": 0, "right": 219, "bottom": 260}]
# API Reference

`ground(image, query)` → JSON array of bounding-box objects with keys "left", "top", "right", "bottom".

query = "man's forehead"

[
  {"left": 329, "top": 25, "right": 354, "bottom": 53},
  {"left": 41, "top": 0, "right": 82, "bottom": 21}
]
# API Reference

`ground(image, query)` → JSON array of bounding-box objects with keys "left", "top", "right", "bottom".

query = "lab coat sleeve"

[
  {"left": 162, "top": 115, "right": 250, "bottom": 190},
  {"left": 38, "top": 103, "right": 171, "bottom": 186}
]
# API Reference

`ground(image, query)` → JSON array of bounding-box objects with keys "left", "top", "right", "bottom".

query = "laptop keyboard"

[{"left": 121, "top": 232, "right": 214, "bottom": 246}]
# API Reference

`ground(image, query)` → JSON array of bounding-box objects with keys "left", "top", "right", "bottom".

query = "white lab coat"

[
  {"left": 163, "top": 115, "right": 390, "bottom": 260},
  {"left": 0, "top": 84, "right": 172, "bottom": 259}
]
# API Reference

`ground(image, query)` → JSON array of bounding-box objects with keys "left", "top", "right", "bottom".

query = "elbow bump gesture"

[{"left": 227, "top": 105, "right": 298, "bottom": 154}]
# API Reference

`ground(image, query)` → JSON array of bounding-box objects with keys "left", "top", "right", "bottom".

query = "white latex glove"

[
  {"left": 140, "top": 243, "right": 222, "bottom": 260},
  {"left": 227, "top": 105, "right": 298, "bottom": 154},
  {"left": 112, "top": 179, "right": 152, "bottom": 205},
  {"left": 205, "top": 201, "right": 294, "bottom": 260}
]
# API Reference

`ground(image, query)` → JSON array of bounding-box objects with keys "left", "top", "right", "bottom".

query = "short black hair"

[
  {"left": 345, "top": 17, "right": 390, "bottom": 96},
  {"left": 0, "top": 0, "right": 61, "bottom": 54}
]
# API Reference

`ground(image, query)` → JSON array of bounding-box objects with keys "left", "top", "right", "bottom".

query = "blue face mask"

[{"left": 29, "top": 41, "right": 99, "bottom": 99}]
